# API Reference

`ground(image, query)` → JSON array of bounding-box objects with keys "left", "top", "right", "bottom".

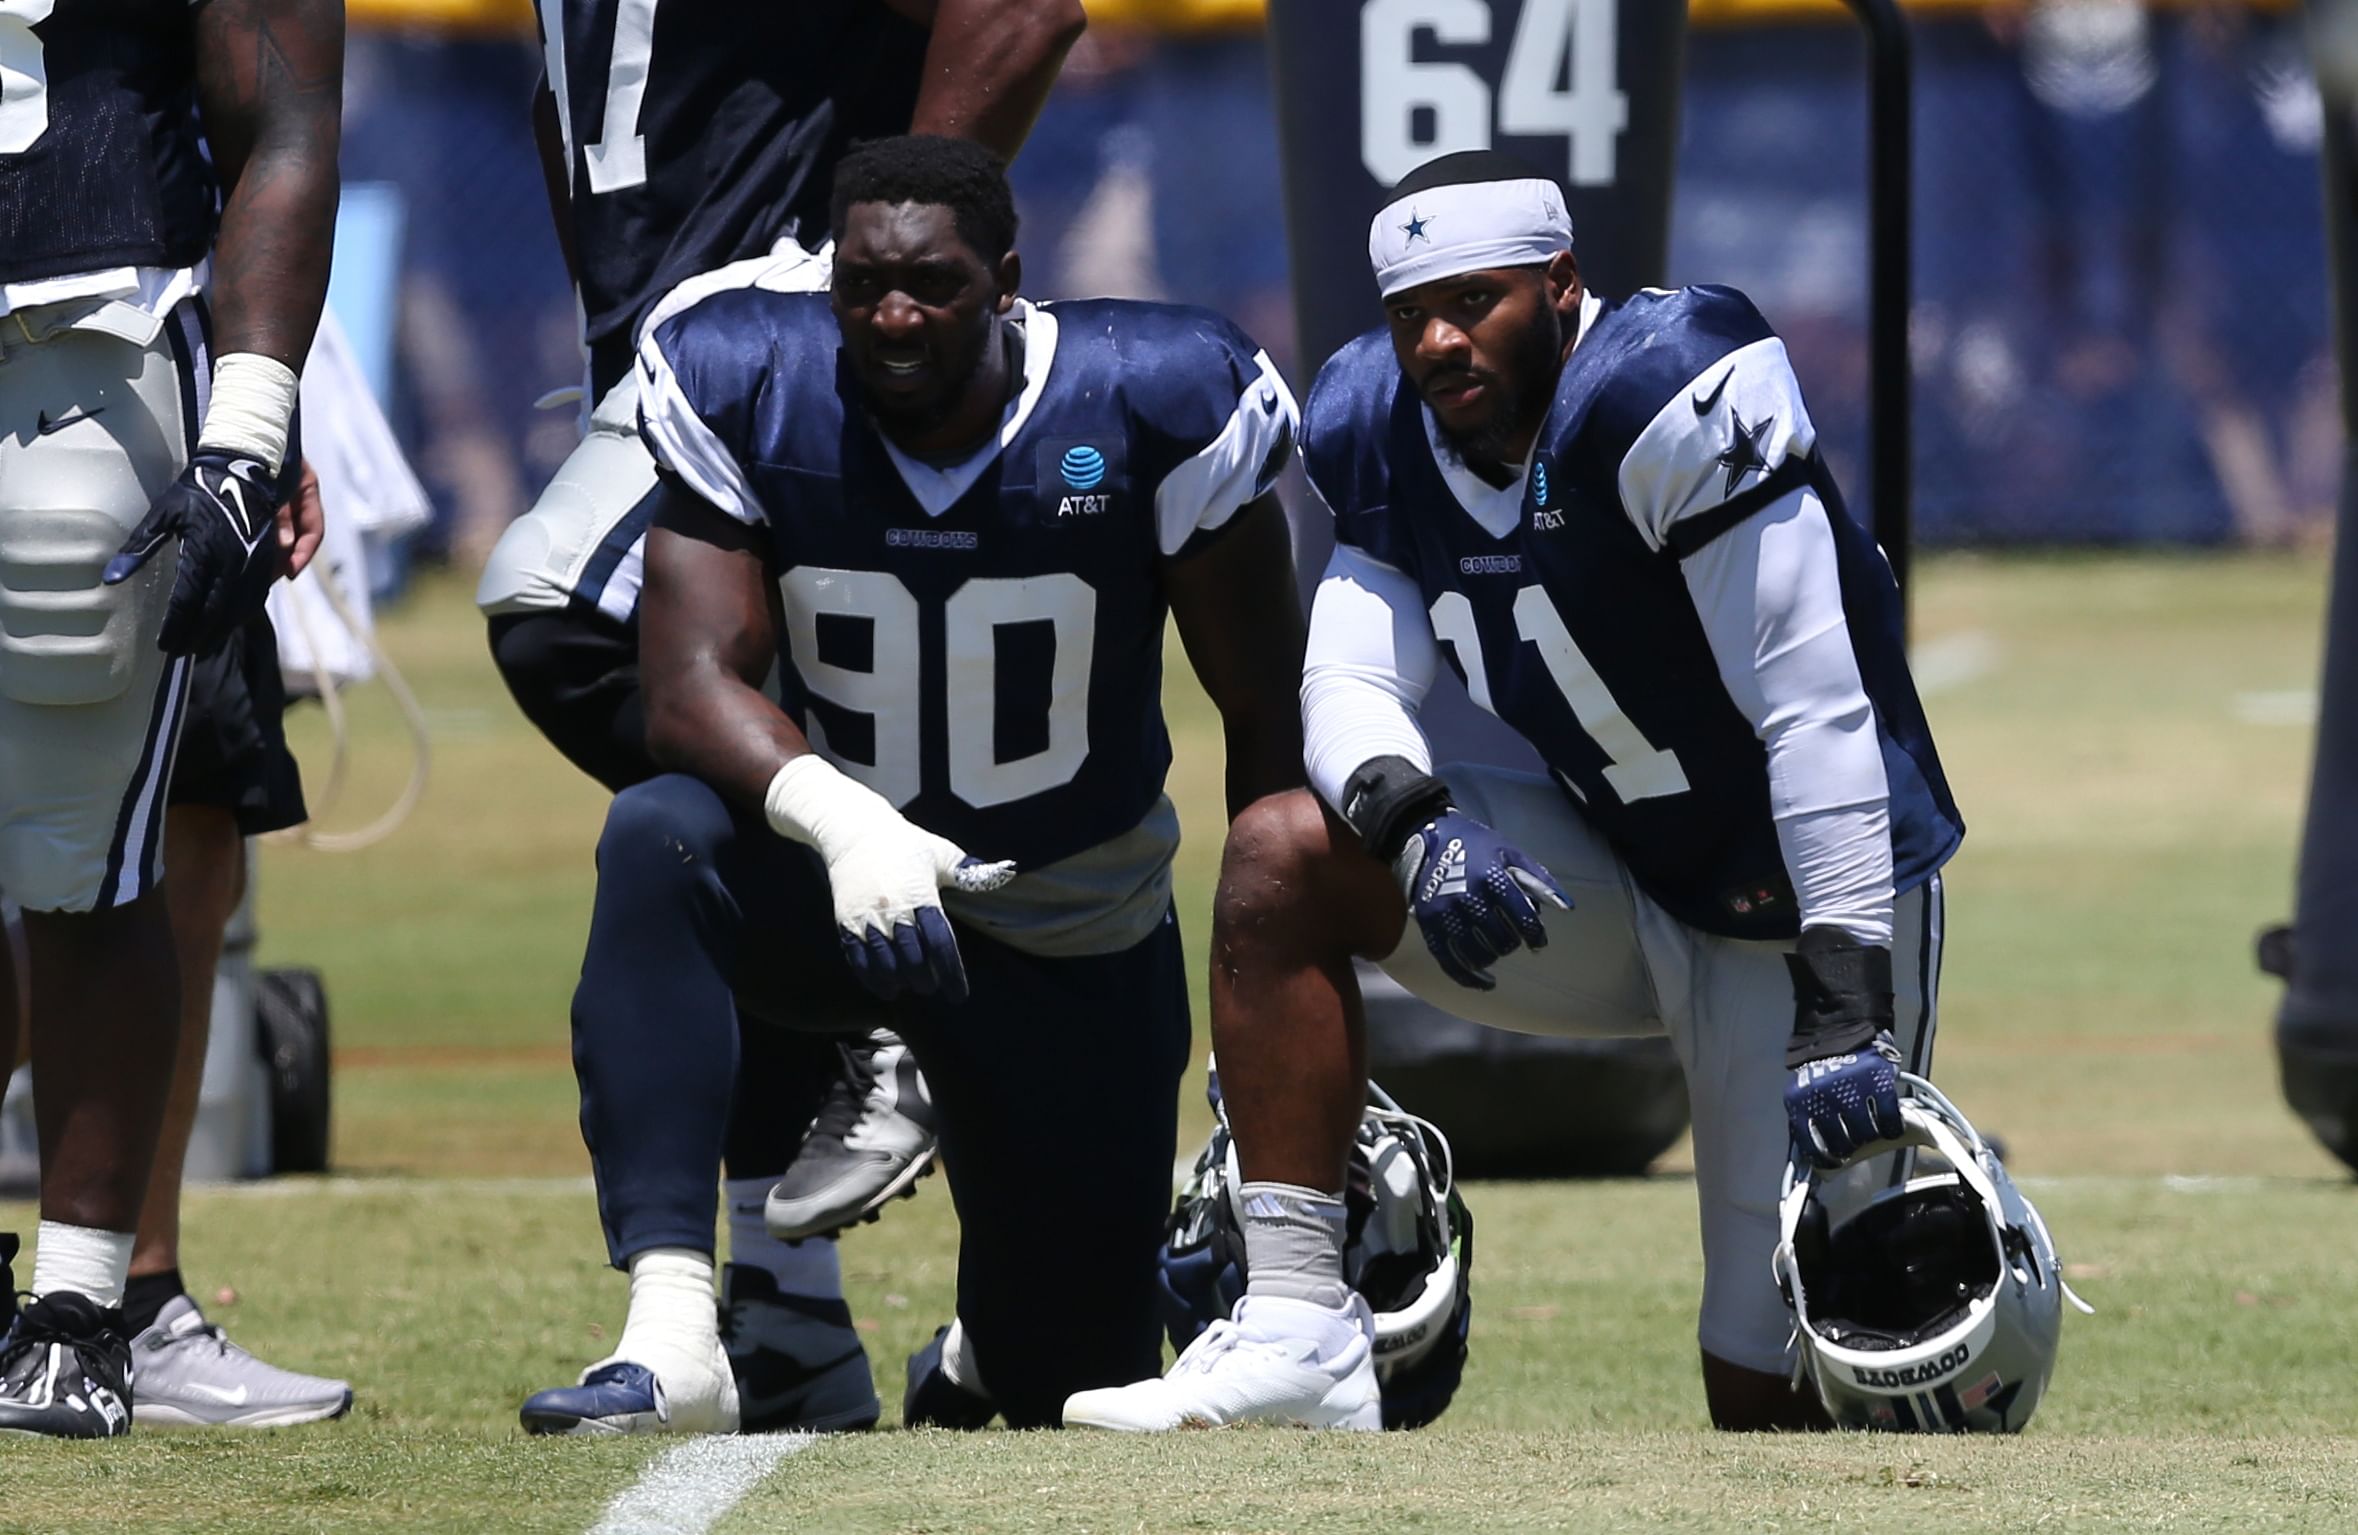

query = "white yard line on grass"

[{"left": 589, "top": 1433, "right": 814, "bottom": 1535}]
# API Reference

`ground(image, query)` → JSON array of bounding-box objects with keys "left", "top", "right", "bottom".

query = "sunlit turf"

[{"left": 1, "top": 551, "right": 2348, "bottom": 1531}]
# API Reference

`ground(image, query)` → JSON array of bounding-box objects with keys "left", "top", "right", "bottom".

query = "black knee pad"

[{"left": 487, "top": 610, "right": 654, "bottom": 791}]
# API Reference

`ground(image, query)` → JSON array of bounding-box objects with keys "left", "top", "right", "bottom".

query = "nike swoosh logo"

[
  {"left": 182, "top": 1381, "right": 251, "bottom": 1406},
  {"left": 1692, "top": 369, "right": 1731, "bottom": 415},
  {"left": 34, "top": 406, "right": 102, "bottom": 435}
]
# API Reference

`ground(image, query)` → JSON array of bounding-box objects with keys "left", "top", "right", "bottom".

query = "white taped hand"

[{"left": 763, "top": 755, "right": 1016, "bottom": 1003}]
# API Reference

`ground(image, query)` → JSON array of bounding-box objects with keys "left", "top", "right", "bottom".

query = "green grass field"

[{"left": 3, "top": 551, "right": 2352, "bottom": 1533}]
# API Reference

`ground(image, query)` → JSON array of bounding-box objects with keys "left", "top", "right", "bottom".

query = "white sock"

[
  {"left": 612, "top": 1248, "right": 720, "bottom": 1389},
  {"left": 939, "top": 1315, "right": 989, "bottom": 1400},
  {"left": 1238, "top": 1182, "right": 1351, "bottom": 1310},
  {"left": 30, "top": 1221, "right": 135, "bottom": 1309},
  {"left": 724, "top": 1177, "right": 843, "bottom": 1299}
]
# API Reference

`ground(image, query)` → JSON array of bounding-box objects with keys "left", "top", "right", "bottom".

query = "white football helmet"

[
  {"left": 1159, "top": 1074, "right": 1472, "bottom": 1430},
  {"left": 1773, "top": 1075, "right": 2090, "bottom": 1432}
]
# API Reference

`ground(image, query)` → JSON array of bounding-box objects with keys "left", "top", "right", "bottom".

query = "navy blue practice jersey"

[
  {"left": 637, "top": 288, "right": 1296, "bottom": 875},
  {"left": 0, "top": 1, "right": 215, "bottom": 286},
  {"left": 1304, "top": 286, "right": 1962, "bottom": 939},
  {"left": 536, "top": 0, "right": 925, "bottom": 390}
]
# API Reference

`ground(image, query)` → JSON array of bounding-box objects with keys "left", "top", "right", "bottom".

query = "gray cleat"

[
  {"left": 130, "top": 1295, "right": 354, "bottom": 1429},
  {"left": 766, "top": 1030, "right": 938, "bottom": 1240}
]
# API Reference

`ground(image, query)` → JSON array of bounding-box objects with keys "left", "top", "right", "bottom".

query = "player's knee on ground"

[{"left": 1700, "top": 1351, "right": 1829, "bottom": 1432}]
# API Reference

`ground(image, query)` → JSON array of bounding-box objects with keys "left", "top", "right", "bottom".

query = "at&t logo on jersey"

[
  {"left": 1038, "top": 439, "right": 1123, "bottom": 523},
  {"left": 1530, "top": 457, "right": 1565, "bottom": 530}
]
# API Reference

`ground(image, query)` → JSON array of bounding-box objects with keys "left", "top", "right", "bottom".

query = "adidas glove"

[
  {"left": 1782, "top": 927, "right": 1903, "bottom": 1168},
  {"left": 764, "top": 755, "right": 1016, "bottom": 1004},
  {"left": 103, "top": 448, "right": 285, "bottom": 657},
  {"left": 1339, "top": 756, "right": 1569, "bottom": 993}
]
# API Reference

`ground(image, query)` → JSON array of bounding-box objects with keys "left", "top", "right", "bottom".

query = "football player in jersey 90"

[
  {"left": 1065, "top": 151, "right": 1999, "bottom": 1435},
  {"left": 479, "top": 0, "right": 1088, "bottom": 1434},
  {"left": 518, "top": 135, "right": 1309, "bottom": 1435}
]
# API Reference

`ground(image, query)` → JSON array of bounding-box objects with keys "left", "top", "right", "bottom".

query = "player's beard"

[{"left": 1432, "top": 313, "right": 1564, "bottom": 470}]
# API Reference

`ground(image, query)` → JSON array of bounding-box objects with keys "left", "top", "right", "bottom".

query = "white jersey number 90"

[
  {"left": 1359, "top": 0, "right": 1628, "bottom": 189},
  {"left": 778, "top": 567, "right": 1097, "bottom": 812}
]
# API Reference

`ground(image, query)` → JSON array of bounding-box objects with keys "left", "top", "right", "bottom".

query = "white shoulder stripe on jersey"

[
  {"left": 1154, "top": 349, "right": 1299, "bottom": 557},
  {"left": 631, "top": 239, "right": 835, "bottom": 527},
  {"left": 1619, "top": 335, "right": 1817, "bottom": 555}
]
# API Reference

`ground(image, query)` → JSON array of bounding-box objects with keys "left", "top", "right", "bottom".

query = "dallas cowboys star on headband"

[{"left": 1368, "top": 150, "right": 1576, "bottom": 300}]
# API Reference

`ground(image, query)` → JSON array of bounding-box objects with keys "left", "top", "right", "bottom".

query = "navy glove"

[
  {"left": 1393, "top": 811, "right": 1570, "bottom": 991},
  {"left": 1782, "top": 929, "right": 1903, "bottom": 1167},
  {"left": 103, "top": 449, "right": 284, "bottom": 657}
]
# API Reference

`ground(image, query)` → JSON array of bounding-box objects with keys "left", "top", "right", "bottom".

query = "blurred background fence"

[{"left": 339, "top": 0, "right": 2331, "bottom": 567}]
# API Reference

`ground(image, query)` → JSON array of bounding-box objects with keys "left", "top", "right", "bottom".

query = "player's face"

[
  {"left": 831, "top": 201, "right": 1016, "bottom": 426},
  {"left": 1385, "top": 256, "right": 1579, "bottom": 464}
]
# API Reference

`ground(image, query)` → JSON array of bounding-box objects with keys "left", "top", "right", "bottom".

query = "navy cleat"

[
  {"left": 718, "top": 1265, "right": 878, "bottom": 1434},
  {"left": 902, "top": 1320, "right": 995, "bottom": 1430},
  {"left": 0, "top": 1290, "right": 135, "bottom": 1439},
  {"left": 520, "top": 1362, "right": 672, "bottom": 1437},
  {"left": 520, "top": 1333, "right": 740, "bottom": 1437}
]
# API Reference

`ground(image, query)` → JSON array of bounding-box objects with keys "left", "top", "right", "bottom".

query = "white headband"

[{"left": 1368, "top": 177, "right": 1574, "bottom": 299}]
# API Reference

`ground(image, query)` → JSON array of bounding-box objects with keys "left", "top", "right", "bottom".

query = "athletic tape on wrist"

[
  {"left": 196, "top": 352, "right": 300, "bottom": 476},
  {"left": 762, "top": 753, "right": 890, "bottom": 851}
]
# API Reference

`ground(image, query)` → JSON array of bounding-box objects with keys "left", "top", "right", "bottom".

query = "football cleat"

[
  {"left": 902, "top": 1320, "right": 995, "bottom": 1431},
  {"left": 520, "top": 1340, "right": 740, "bottom": 1436},
  {"left": 130, "top": 1295, "right": 354, "bottom": 1429},
  {"left": 1159, "top": 1072, "right": 1473, "bottom": 1429},
  {"left": 1062, "top": 1294, "right": 1382, "bottom": 1432},
  {"left": 1774, "top": 1075, "right": 2092, "bottom": 1433},
  {"left": 764, "top": 1030, "right": 938, "bottom": 1241},
  {"left": 718, "top": 1264, "right": 878, "bottom": 1434},
  {"left": 0, "top": 1291, "right": 135, "bottom": 1439}
]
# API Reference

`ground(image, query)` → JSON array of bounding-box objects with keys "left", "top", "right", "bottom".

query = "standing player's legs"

[
  {"left": 1652, "top": 876, "right": 1943, "bottom": 1431},
  {"left": 0, "top": 304, "right": 201, "bottom": 1438},
  {"left": 523, "top": 773, "right": 883, "bottom": 1436},
  {"left": 121, "top": 618, "right": 352, "bottom": 1428},
  {"left": 890, "top": 914, "right": 1192, "bottom": 1430}
]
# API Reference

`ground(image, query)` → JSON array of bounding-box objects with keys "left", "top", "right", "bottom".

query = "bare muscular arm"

[
  {"left": 891, "top": 0, "right": 1087, "bottom": 163},
  {"left": 639, "top": 482, "right": 816, "bottom": 809},
  {"left": 193, "top": 0, "right": 343, "bottom": 368},
  {"left": 1167, "top": 494, "right": 1309, "bottom": 820}
]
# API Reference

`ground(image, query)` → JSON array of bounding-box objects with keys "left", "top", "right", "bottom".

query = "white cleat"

[{"left": 1063, "top": 1295, "right": 1382, "bottom": 1432}]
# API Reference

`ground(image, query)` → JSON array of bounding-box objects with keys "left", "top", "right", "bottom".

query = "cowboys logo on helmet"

[
  {"left": 1774, "top": 1075, "right": 2091, "bottom": 1432},
  {"left": 1156, "top": 1073, "right": 1473, "bottom": 1430}
]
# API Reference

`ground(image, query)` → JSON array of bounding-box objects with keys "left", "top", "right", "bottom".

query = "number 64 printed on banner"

[{"left": 1359, "top": 0, "right": 1630, "bottom": 189}]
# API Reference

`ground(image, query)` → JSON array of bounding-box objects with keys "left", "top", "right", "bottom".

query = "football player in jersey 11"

[
  {"left": 1065, "top": 150, "right": 2066, "bottom": 1434},
  {"left": 0, "top": 0, "right": 340, "bottom": 1438},
  {"left": 478, "top": 0, "right": 1086, "bottom": 1433},
  {"left": 517, "top": 134, "right": 1306, "bottom": 1435}
]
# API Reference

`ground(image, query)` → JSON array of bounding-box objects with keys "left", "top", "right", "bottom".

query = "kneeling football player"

[
  {"left": 1065, "top": 150, "right": 1985, "bottom": 1433},
  {"left": 520, "top": 135, "right": 1305, "bottom": 1433}
]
